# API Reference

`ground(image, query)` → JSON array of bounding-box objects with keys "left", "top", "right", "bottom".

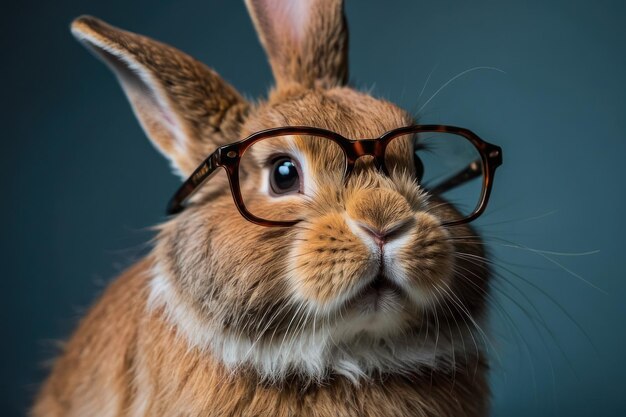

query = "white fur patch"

[{"left": 148, "top": 264, "right": 480, "bottom": 384}]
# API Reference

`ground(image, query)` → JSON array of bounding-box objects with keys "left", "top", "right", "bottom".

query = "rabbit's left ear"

[
  {"left": 71, "top": 16, "right": 249, "bottom": 177},
  {"left": 245, "top": 0, "right": 349, "bottom": 89}
]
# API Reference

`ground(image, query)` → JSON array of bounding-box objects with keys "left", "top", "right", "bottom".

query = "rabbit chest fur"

[{"left": 34, "top": 259, "right": 488, "bottom": 417}]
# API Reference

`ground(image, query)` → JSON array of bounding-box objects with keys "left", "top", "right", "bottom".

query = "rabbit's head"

[{"left": 72, "top": 0, "right": 489, "bottom": 383}]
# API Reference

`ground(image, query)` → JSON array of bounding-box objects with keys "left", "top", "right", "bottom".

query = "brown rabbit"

[{"left": 33, "top": 1, "right": 498, "bottom": 416}]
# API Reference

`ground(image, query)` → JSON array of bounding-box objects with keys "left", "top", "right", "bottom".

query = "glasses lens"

[
  {"left": 388, "top": 132, "right": 485, "bottom": 222},
  {"left": 238, "top": 133, "right": 346, "bottom": 223}
]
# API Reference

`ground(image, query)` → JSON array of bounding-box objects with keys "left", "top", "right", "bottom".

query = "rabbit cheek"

[
  {"left": 290, "top": 213, "right": 372, "bottom": 307},
  {"left": 393, "top": 214, "right": 455, "bottom": 305}
]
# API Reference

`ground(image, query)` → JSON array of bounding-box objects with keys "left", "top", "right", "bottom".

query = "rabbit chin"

[
  {"left": 149, "top": 266, "right": 471, "bottom": 384},
  {"left": 330, "top": 276, "right": 412, "bottom": 334}
]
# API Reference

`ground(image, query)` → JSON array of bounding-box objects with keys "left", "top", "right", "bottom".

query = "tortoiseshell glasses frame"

[{"left": 167, "top": 125, "right": 503, "bottom": 227}]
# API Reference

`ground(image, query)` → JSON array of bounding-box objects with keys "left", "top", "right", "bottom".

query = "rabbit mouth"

[{"left": 345, "top": 274, "right": 404, "bottom": 314}]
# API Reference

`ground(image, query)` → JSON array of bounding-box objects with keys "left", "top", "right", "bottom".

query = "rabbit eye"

[{"left": 269, "top": 157, "right": 301, "bottom": 195}]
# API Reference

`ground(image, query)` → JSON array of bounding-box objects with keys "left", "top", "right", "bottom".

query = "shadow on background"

[{"left": 2, "top": 0, "right": 625, "bottom": 416}]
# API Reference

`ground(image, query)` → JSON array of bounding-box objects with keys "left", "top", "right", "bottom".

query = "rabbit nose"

[{"left": 355, "top": 218, "right": 414, "bottom": 247}]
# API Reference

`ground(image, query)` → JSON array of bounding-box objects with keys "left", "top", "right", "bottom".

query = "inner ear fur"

[
  {"left": 71, "top": 16, "right": 249, "bottom": 177},
  {"left": 245, "top": 0, "right": 349, "bottom": 89}
]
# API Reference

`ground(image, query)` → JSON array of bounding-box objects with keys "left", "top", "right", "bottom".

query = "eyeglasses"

[{"left": 167, "top": 125, "right": 502, "bottom": 227}]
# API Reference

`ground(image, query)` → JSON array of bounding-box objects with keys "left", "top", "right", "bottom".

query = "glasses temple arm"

[
  {"left": 428, "top": 159, "right": 483, "bottom": 195},
  {"left": 166, "top": 151, "right": 220, "bottom": 215}
]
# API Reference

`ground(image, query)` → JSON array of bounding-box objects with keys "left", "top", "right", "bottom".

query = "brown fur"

[{"left": 34, "top": 1, "right": 491, "bottom": 416}]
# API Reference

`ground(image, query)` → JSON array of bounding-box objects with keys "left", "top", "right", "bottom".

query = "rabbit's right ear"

[
  {"left": 245, "top": 0, "right": 349, "bottom": 89},
  {"left": 71, "top": 16, "right": 249, "bottom": 177}
]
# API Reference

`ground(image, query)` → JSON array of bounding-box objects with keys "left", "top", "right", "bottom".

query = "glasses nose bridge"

[
  {"left": 348, "top": 138, "right": 385, "bottom": 167},
  {"left": 351, "top": 138, "right": 378, "bottom": 155}
]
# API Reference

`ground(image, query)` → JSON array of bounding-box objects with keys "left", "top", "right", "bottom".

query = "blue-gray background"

[{"left": 2, "top": 0, "right": 625, "bottom": 416}]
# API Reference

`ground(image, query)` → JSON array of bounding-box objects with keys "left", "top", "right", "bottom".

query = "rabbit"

[{"left": 32, "top": 0, "right": 494, "bottom": 416}]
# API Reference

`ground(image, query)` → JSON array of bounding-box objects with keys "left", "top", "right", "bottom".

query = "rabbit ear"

[
  {"left": 245, "top": 0, "right": 348, "bottom": 89},
  {"left": 71, "top": 16, "right": 249, "bottom": 177}
]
